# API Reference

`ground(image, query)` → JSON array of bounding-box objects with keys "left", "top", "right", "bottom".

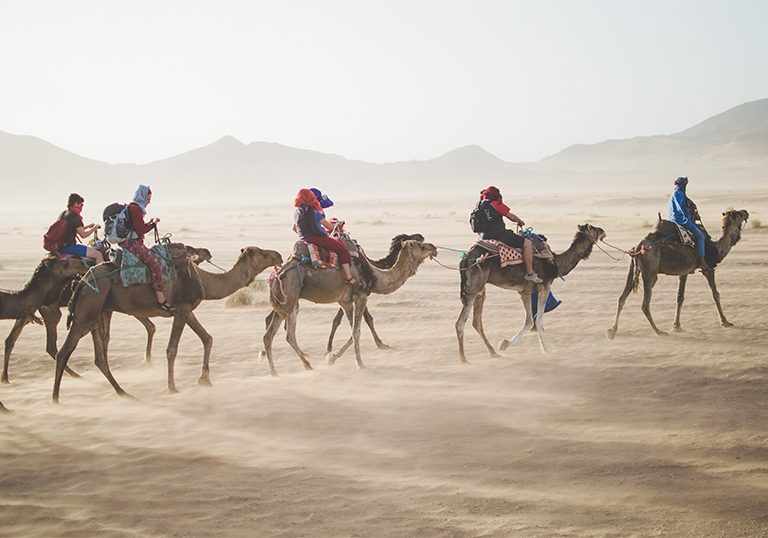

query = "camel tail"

[
  {"left": 630, "top": 257, "right": 641, "bottom": 294},
  {"left": 66, "top": 280, "right": 84, "bottom": 330}
]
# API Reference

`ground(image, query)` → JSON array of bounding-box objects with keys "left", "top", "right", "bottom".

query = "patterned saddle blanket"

[
  {"left": 290, "top": 234, "right": 361, "bottom": 270},
  {"left": 653, "top": 219, "right": 696, "bottom": 248},
  {"left": 473, "top": 237, "right": 553, "bottom": 268},
  {"left": 117, "top": 242, "right": 179, "bottom": 288}
]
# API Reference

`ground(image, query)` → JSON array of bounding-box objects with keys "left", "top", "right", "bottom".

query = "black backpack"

[
  {"left": 469, "top": 200, "right": 493, "bottom": 233},
  {"left": 102, "top": 203, "right": 135, "bottom": 244}
]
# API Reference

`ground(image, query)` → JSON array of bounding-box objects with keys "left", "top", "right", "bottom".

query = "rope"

[
  {"left": 430, "top": 253, "right": 490, "bottom": 271},
  {"left": 77, "top": 266, "right": 121, "bottom": 293},
  {"left": 434, "top": 245, "right": 468, "bottom": 253},
  {"left": 597, "top": 234, "right": 676, "bottom": 261},
  {"left": 268, "top": 266, "right": 288, "bottom": 305}
]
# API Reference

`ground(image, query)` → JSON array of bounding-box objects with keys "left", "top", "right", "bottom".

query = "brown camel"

[
  {"left": 606, "top": 209, "right": 749, "bottom": 339},
  {"left": 52, "top": 246, "right": 283, "bottom": 402},
  {"left": 262, "top": 233, "right": 425, "bottom": 357},
  {"left": 3, "top": 245, "right": 214, "bottom": 383},
  {"left": 1, "top": 256, "right": 88, "bottom": 383},
  {"left": 456, "top": 224, "right": 606, "bottom": 361},
  {"left": 262, "top": 239, "right": 437, "bottom": 376}
]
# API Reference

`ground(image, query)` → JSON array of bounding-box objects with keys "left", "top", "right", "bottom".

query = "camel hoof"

[
  {"left": 489, "top": 351, "right": 500, "bottom": 359},
  {"left": 376, "top": 343, "right": 393, "bottom": 350},
  {"left": 654, "top": 331, "right": 669, "bottom": 337},
  {"left": 1, "top": 378, "right": 10, "bottom": 385},
  {"left": 498, "top": 339, "right": 510, "bottom": 352},
  {"left": 166, "top": 387, "right": 180, "bottom": 395},
  {"left": 257, "top": 350, "right": 267, "bottom": 362},
  {"left": 672, "top": 325, "right": 684, "bottom": 333},
  {"left": 270, "top": 369, "right": 279, "bottom": 378},
  {"left": 142, "top": 360, "right": 153, "bottom": 368},
  {"left": 0, "top": 403, "right": 11, "bottom": 413},
  {"left": 118, "top": 391, "right": 136, "bottom": 399},
  {"left": 605, "top": 328, "right": 616, "bottom": 340},
  {"left": 721, "top": 321, "right": 734, "bottom": 328},
  {"left": 197, "top": 377, "right": 212, "bottom": 387},
  {"left": 325, "top": 352, "right": 338, "bottom": 366}
]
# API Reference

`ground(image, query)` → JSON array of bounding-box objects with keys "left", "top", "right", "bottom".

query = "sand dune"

[{"left": 0, "top": 191, "right": 766, "bottom": 537}]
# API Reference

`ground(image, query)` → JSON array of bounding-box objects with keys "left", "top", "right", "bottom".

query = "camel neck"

[{"left": 553, "top": 233, "right": 595, "bottom": 277}]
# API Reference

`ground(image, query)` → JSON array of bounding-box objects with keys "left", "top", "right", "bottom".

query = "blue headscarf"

[
  {"left": 132, "top": 185, "right": 151, "bottom": 214},
  {"left": 674, "top": 177, "right": 688, "bottom": 191},
  {"left": 309, "top": 187, "right": 334, "bottom": 209}
]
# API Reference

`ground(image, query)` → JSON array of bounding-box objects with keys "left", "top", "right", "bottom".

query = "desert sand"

[{"left": 0, "top": 190, "right": 766, "bottom": 537}]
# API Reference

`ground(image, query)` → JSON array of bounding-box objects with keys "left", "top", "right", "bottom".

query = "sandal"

[
  {"left": 345, "top": 277, "right": 363, "bottom": 288},
  {"left": 156, "top": 300, "right": 177, "bottom": 314}
]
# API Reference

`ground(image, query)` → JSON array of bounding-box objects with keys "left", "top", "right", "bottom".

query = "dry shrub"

[{"left": 225, "top": 280, "right": 269, "bottom": 308}]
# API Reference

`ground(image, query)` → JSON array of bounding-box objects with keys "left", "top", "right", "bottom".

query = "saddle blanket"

[
  {"left": 118, "top": 243, "right": 177, "bottom": 288},
  {"left": 673, "top": 223, "right": 696, "bottom": 248},
  {"left": 653, "top": 219, "right": 696, "bottom": 248},
  {"left": 474, "top": 239, "right": 552, "bottom": 268},
  {"left": 307, "top": 243, "right": 340, "bottom": 269}
]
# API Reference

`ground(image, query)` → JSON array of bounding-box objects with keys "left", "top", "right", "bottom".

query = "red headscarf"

[
  {"left": 294, "top": 188, "right": 322, "bottom": 212},
  {"left": 480, "top": 186, "right": 502, "bottom": 203}
]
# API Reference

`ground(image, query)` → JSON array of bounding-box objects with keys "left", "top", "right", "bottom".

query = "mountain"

[{"left": 2, "top": 98, "right": 766, "bottom": 211}]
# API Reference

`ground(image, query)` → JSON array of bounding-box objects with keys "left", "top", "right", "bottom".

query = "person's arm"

[
  {"left": 129, "top": 204, "right": 157, "bottom": 235},
  {"left": 76, "top": 222, "right": 101, "bottom": 239},
  {"left": 671, "top": 191, "right": 690, "bottom": 225},
  {"left": 504, "top": 213, "right": 525, "bottom": 227}
]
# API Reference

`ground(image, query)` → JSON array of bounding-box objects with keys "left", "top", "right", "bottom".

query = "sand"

[{"left": 0, "top": 190, "right": 766, "bottom": 537}]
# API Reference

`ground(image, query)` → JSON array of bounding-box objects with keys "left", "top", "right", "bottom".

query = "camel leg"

[
  {"left": 606, "top": 259, "right": 636, "bottom": 340},
  {"left": 455, "top": 300, "right": 474, "bottom": 364},
  {"left": 703, "top": 269, "right": 733, "bottom": 328},
  {"left": 533, "top": 285, "right": 554, "bottom": 354},
  {"left": 0, "top": 400, "right": 8, "bottom": 413},
  {"left": 284, "top": 309, "right": 313, "bottom": 371},
  {"left": 326, "top": 306, "right": 354, "bottom": 365},
  {"left": 499, "top": 290, "right": 535, "bottom": 351},
  {"left": 91, "top": 311, "right": 131, "bottom": 398},
  {"left": 184, "top": 312, "right": 214, "bottom": 387},
  {"left": 137, "top": 317, "right": 156, "bottom": 366},
  {"left": 327, "top": 308, "right": 345, "bottom": 354},
  {"left": 262, "top": 310, "right": 283, "bottom": 377},
  {"left": 672, "top": 274, "right": 688, "bottom": 332},
  {"left": 3, "top": 318, "right": 28, "bottom": 384},
  {"left": 640, "top": 272, "right": 666, "bottom": 336},
  {"left": 363, "top": 307, "right": 390, "bottom": 349},
  {"left": 40, "top": 305, "right": 81, "bottom": 379},
  {"left": 471, "top": 290, "right": 500, "bottom": 358},
  {"left": 165, "top": 313, "right": 190, "bottom": 394},
  {"left": 351, "top": 295, "right": 367, "bottom": 370}
]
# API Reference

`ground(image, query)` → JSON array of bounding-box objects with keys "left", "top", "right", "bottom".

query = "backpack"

[
  {"left": 103, "top": 203, "right": 135, "bottom": 244},
  {"left": 43, "top": 218, "right": 69, "bottom": 252},
  {"left": 469, "top": 200, "right": 493, "bottom": 233}
]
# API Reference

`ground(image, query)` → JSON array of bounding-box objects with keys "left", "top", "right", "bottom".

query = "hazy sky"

[{"left": 1, "top": 0, "right": 766, "bottom": 165}]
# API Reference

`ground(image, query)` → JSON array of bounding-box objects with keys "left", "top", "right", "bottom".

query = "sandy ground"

[{"left": 0, "top": 190, "right": 766, "bottom": 537}]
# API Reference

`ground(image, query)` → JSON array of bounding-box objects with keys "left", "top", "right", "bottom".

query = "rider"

[
  {"left": 477, "top": 186, "right": 542, "bottom": 283},
  {"left": 293, "top": 188, "right": 362, "bottom": 287},
  {"left": 669, "top": 176, "right": 708, "bottom": 271},
  {"left": 121, "top": 185, "right": 176, "bottom": 313},
  {"left": 57, "top": 193, "right": 104, "bottom": 264}
]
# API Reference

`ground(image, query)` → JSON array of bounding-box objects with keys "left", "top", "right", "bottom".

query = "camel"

[
  {"left": 262, "top": 233, "right": 425, "bottom": 356},
  {"left": 1, "top": 256, "right": 88, "bottom": 383},
  {"left": 606, "top": 209, "right": 749, "bottom": 339},
  {"left": 2, "top": 245, "right": 214, "bottom": 383},
  {"left": 262, "top": 239, "right": 437, "bottom": 376},
  {"left": 52, "top": 246, "right": 283, "bottom": 403},
  {"left": 456, "top": 224, "right": 606, "bottom": 361}
]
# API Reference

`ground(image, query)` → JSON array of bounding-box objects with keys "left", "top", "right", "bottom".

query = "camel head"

[
  {"left": 399, "top": 239, "right": 438, "bottom": 276},
  {"left": 186, "top": 245, "right": 213, "bottom": 265},
  {"left": 390, "top": 233, "right": 425, "bottom": 248},
  {"left": 722, "top": 209, "right": 749, "bottom": 240},
  {"left": 577, "top": 223, "right": 607, "bottom": 244},
  {"left": 41, "top": 255, "right": 89, "bottom": 280},
  {"left": 239, "top": 246, "right": 284, "bottom": 272}
]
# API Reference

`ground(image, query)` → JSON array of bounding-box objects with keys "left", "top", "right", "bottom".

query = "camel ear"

[{"left": 241, "top": 248, "right": 245, "bottom": 253}]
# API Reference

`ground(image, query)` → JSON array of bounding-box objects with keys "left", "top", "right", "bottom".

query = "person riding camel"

[
  {"left": 292, "top": 188, "right": 362, "bottom": 287},
  {"left": 669, "top": 176, "right": 708, "bottom": 271},
  {"left": 56, "top": 193, "right": 104, "bottom": 265},
  {"left": 476, "top": 186, "right": 542, "bottom": 283},
  {"left": 121, "top": 185, "right": 176, "bottom": 313}
]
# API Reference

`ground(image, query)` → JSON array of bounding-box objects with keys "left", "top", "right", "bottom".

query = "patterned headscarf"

[{"left": 132, "top": 185, "right": 151, "bottom": 214}]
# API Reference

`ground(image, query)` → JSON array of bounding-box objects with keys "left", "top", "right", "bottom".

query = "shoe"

[
  {"left": 156, "top": 300, "right": 177, "bottom": 314},
  {"left": 524, "top": 272, "right": 543, "bottom": 283},
  {"left": 345, "top": 277, "right": 363, "bottom": 288}
]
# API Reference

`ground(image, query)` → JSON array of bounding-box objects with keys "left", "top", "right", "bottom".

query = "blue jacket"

[{"left": 669, "top": 189, "right": 691, "bottom": 226}]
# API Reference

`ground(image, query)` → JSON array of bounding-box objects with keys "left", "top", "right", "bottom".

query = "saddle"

[
  {"left": 289, "top": 231, "right": 361, "bottom": 270},
  {"left": 653, "top": 218, "right": 721, "bottom": 268},
  {"left": 114, "top": 242, "right": 181, "bottom": 288},
  {"left": 473, "top": 237, "right": 553, "bottom": 268}
]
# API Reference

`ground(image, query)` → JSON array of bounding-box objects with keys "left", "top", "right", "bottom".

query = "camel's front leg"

[
  {"left": 262, "top": 309, "right": 283, "bottom": 376},
  {"left": 351, "top": 295, "right": 367, "bottom": 370},
  {"left": 326, "top": 305, "right": 354, "bottom": 365},
  {"left": 703, "top": 269, "right": 733, "bottom": 327},
  {"left": 284, "top": 308, "right": 313, "bottom": 371},
  {"left": 165, "top": 313, "right": 189, "bottom": 394},
  {"left": 672, "top": 274, "right": 688, "bottom": 332},
  {"left": 499, "top": 290, "right": 535, "bottom": 351},
  {"left": 91, "top": 311, "right": 131, "bottom": 398},
  {"left": 326, "top": 308, "right": 345, "bottom": 354},
  {"left": 606, "top": 259, "right": 636, "bottom": 340},
  {"left": 3, "top": 318, "right": 28, "bottom": 384},
  {"left": 470, "top": 289, "right": 499, "bottom": 358},
  {"left": 533, "top": 285, "right": 554, "bottom": 354},
  {"left": 184, "top": 312, "right": 213, "bottom": 387},
  {"left": 363, "top": 307, "right": 390, "bottom": 349},
  {"left": 53, "top": 314, "right": 93, "bottom": 403}
]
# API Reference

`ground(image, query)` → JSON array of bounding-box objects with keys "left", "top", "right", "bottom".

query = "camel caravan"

[{"left": 0, "top": 180, "right": 749, "bottom": 410}]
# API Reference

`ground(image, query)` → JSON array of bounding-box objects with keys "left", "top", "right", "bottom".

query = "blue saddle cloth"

[{"left": 119, "top": 243, "right": 177, "bottom": 288}]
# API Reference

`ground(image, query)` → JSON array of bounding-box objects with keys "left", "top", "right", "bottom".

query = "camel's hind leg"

[
  {"left": 284, "top": 309, "right": 313, "bottom": 372},
  {"left": 672, "top": 274, "right": 688, "bottom": 332},
  {"left": 499, "top": 290, "right": 535, "bottom": 351},
  {"left": 326, "top": 305, "right": 354, "bottom": 365},
  {"left": 184, "top": 312, "right": 213, "bottom": 387},
  {"left": 703, "top": 269, "right": 733, "bottom": 328},
  {"left": 262, "top": 310, "right": 283, "bottom": 377},
  {"left": 640, "top": 272, "right": 666, "bottom": 336},
  {"left": 137, "top": 317, "right": 156, "bottom": 366},
  {"left": 532, "top": 284, "right": 554, "bottom": 354},
  {"left": 350, "top": 295, "right": 368, "bottom": 370},
  {"left": 165, "top": 313, "right": 191, "bottom": 394},
  {"left": 90, "top": 312, "right": 131, "bottom": 398},
  {"left": 471, "top": 290, "right": 500, "bottom": 358},
  {"left": 606, "top": 259, "right": 636, "bottom": 340},
  {"left": 3, "top": 318, "right": 29, "bottom": 384}
]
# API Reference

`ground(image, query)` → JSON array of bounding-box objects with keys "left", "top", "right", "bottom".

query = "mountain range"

[{"left": 2, "top": 98, "right": 766, "bottom": 210}]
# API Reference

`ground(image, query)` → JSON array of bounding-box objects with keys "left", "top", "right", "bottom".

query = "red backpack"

[{"left": 43, "top": 219, "right": 69, "bottom": 252}]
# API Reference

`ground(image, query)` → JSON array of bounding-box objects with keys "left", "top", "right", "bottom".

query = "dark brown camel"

[
  {"left": 456, "top": 224, "right": 606, "bottom": 361},
  {"left": 52, "top": 246, "right": 282, "bottom": 403},
  {"left": 1, "top": 256, "right": 88, "bottom": 383},
  {"left": 3, "top": 245, "right": 214, "bottom": 382},
  {"left": 262, "top": 239, "right": 437, "bottom": 376},
  {"left": 606, "top": 209, "right": 749, "bottom": 339}
]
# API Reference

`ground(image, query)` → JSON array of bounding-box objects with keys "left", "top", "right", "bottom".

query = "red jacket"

[{"left": 127, "top": 202, "right": 155, "bottom": 240}]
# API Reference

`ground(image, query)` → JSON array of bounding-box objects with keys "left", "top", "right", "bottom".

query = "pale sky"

[{"left": 1, "top": 0, "right": 766, "bottom": 165}]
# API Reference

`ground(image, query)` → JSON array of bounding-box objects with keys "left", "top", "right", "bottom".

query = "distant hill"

[{"left": 2, "top": 98, "right": 766, "bottom": 211}]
